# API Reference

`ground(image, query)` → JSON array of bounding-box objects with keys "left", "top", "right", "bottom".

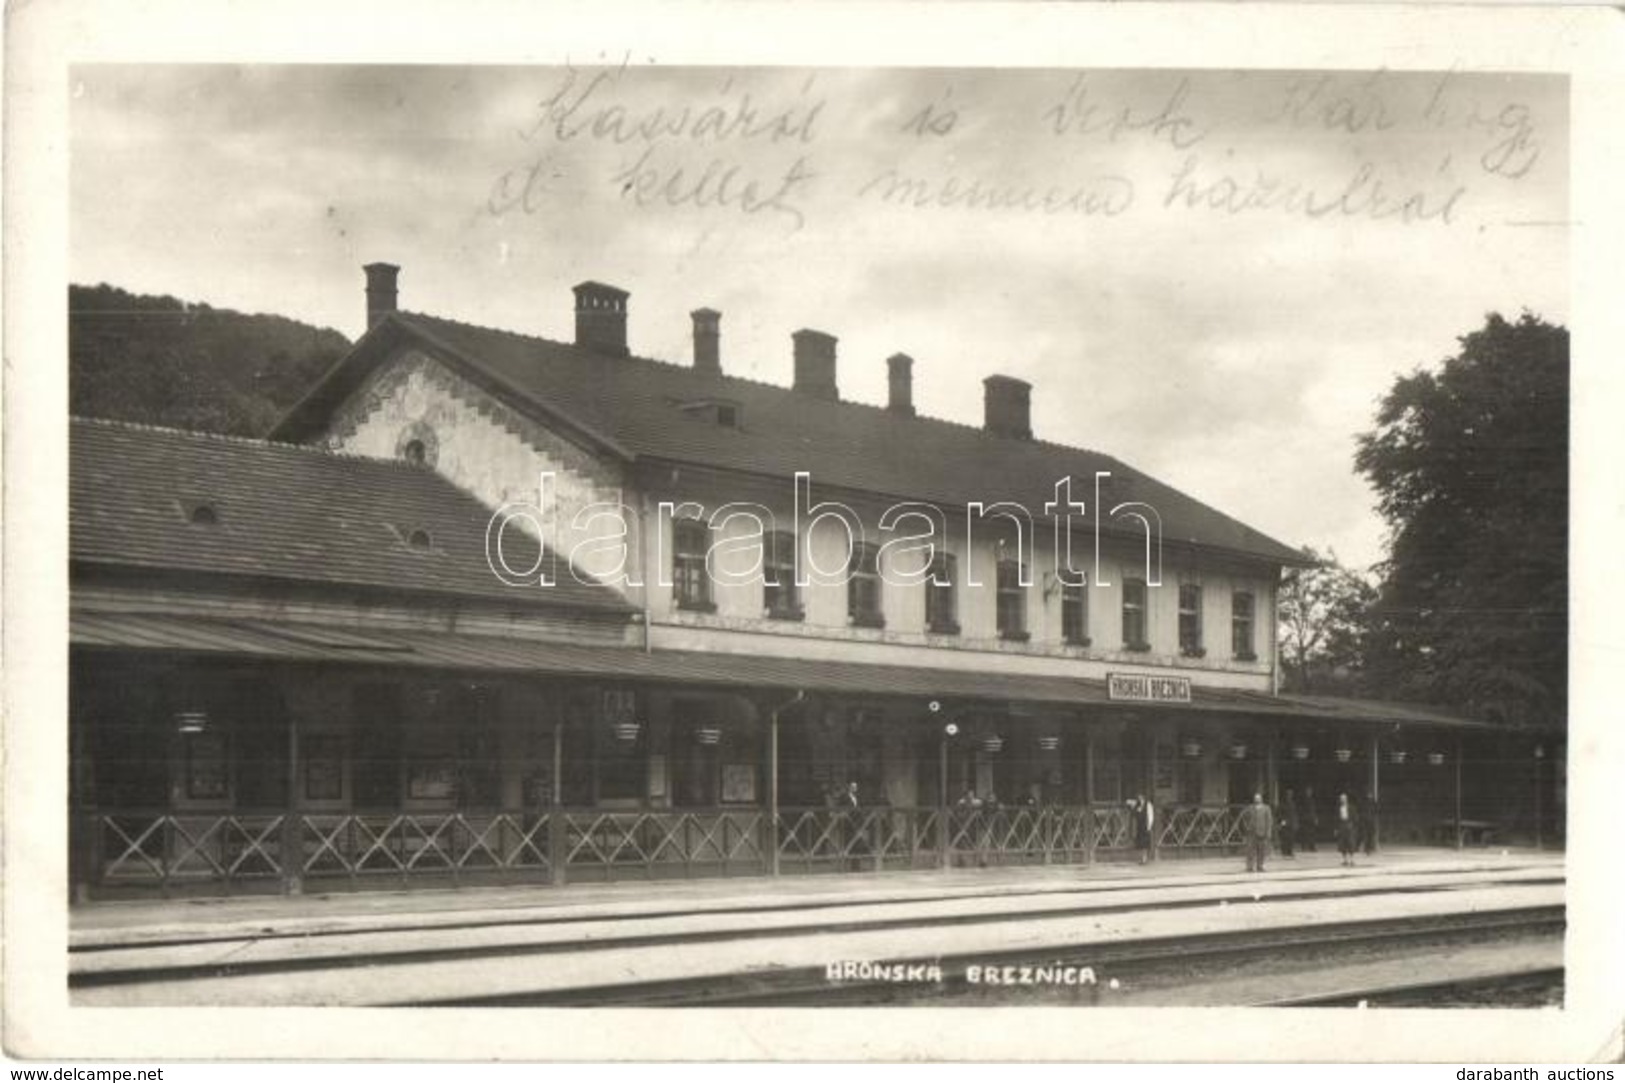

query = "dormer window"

[
  {"left": 675, "top": 398, "right": 743, "bottom": 430},
  {"left": 407, "top": 528, "right": 434, "bottom": 551},
  {"left": 187, "top": 502, "right": 219, "bottom": 526},
  {"left": 395, "top": 423, "right": 438, "bottom": 467}
]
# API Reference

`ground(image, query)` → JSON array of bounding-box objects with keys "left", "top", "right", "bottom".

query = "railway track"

[
  {"left": 1270, "top": 966, "right": 1565, "bottom": 1009},
  {"left": 446, "top": 905, "right": 1564, "bottom": 1006},
  {"left": 69, "top": 865, "right": 1565, "bottom": 1007}
]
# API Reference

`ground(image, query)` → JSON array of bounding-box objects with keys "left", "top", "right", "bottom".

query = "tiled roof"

[
  {"left": 70, "top": 417, "right": 632, "bottom": 614},
  {"left": 276, "top": 313, "right": 1308, "bottom": 567},
  {"left": 70, "top": 610, "right": 1494, "bottom": 729}
]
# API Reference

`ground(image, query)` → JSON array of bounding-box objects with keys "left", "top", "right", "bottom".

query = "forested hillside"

[{"left": 70, "top": 284, "right": 351, "bottom": 436}]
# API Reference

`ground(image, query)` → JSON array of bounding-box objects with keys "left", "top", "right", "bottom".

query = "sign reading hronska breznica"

[{"left": 1107, "top": 673, "right": 1192, "bottom": 703}]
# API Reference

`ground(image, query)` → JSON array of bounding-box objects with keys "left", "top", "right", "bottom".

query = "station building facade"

[{"left": 68, "top": 265, "right": 1549, "bottom": 899}]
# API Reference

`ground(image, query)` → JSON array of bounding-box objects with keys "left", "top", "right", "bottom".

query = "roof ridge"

[
  {"left": 396, "top": 310, "right": 1119, "bottom": 457},
  {"left": 398, "top": 309, "right": 799, "bottom": 398},
  {"left": 70, "top": 414, "right": 430, "bottom": 471}
]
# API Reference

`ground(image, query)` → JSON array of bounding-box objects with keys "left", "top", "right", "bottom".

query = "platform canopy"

[{"left": 71, "top": 610, "right": 1497, "bottom": 731}]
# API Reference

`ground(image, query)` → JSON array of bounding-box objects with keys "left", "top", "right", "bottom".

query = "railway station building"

[{"left": 68, "top": 265, "right": 1559, "bottom": 898}]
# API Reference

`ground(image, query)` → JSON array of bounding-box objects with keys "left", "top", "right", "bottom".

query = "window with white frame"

[
  {"left": 762, "top": 531, "right": 802, "bottom": 619},
  {"left": 1232, "top": 591, "right": 1257, "bottom": 660},
  {"left": 1122, "top": 577, "right": 1149, "bottom": 650},
  {"left": 926, "top": 552, "right": 959, "bottom": 634},
  {"left": 672, "top": 518, "right": 714, "bottom": 611},
  {"left": 1062, "top": 579, "right": 1089, "bottom": 646},
  {"left": 847, "top": 542, "right": 884, "bottom": 627},
  {"left": 996, "top": 559, "right": 1028, "bottom": 641},
  {"left": 1178, "top": 583, "right": 1204, "bottom": 656}
]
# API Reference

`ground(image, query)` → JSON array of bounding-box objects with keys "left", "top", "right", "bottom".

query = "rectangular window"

[
  {"left": 183, "top": 730, "right": 230, "bottom": 801},
  {"left": 1062, "top": 581, "right": 1090, "bottom": 645},
  {"left": 1178, "top": 756, "right": 1204, "bottom": 806},
  {"left": 926, "top": 552, "right": 959, "bottom": 634},
  {"left": 847, "top": 542, "right": 884, "bottom": 627},
  {"left": 453, "top": 684, "right": 502, "bottom": 808},
  {"left": 303, "top": 734, "right": 345, "bottom": 802},
  {"left": 1232, "top": 591, "right": 1257, "bottom": 660},
  {"left": 1178, "top": 583, "right": 1204, "bottom": 656},
  {"left": 672, "top": 699, "right": 720, "bottom": 808},
  {"left": 996, "top": 559, "right": 1028, "bottom": 641},
  {"left": 1122, "top": 578, "right": 1149, "bottom": 650},
  {"left": 672, "top": 518, "right": 714, "bottom": 611},
  {"left": 762, "top": 531, "right": 802, "bottom": 619},
  {"left": 352, "top": 683, "right": 403, "bottom": 808}
]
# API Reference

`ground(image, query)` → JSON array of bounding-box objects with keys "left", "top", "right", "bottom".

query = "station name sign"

[{"left": 1107, "top": 672, "right": 1192, "bottom": 703}]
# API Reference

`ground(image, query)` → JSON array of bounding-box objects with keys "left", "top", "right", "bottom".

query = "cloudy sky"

[{"left": 70, "top": 65, "right": 1567, "bottom": 570}]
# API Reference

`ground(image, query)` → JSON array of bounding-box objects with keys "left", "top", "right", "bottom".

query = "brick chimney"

[
  {"left": 573, "top": 281, "right": 630, "bottom": 356},
  {"left": 364, "top": 262, "right": 399, "bottom": 330},
  {"left": 792, "top": 329, "right": 838, "bottom": 400},
  {"left": 983, "top": 375, "right": 1033, "bottom": 439},
  {"left": 692, "top": 308, "right": 721, "bottom": 376},
  {"left": 887, "top": 353, "right": 915, "bottom": 416}
]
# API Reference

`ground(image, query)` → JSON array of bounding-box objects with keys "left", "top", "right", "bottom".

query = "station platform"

[{"left": 72, "top": 844, "right": 1564, "bottom": 945}]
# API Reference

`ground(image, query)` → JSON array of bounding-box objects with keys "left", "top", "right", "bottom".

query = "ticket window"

[
  {"left": 672, "top": 700, "right": 721, "bottom": 808},
  {"left": 352, "top": 684, "right": 403, "bottom": 810},
  {"left": 174, "top": 726, "right": 232, "bottom": 808},
  {"left": 671, "top": 698, "right": 762, "bottom": 808},
  {"left": 1177, "top": 757, "right": 1205, "bottom": 806},
  {"left": 167, "top": 682, "right": 233, "bottom": 811}
]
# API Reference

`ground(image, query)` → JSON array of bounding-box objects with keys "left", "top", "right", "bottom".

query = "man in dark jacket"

[{"left": 1242, "top": 792, "right": 1274, "bottom": 872}]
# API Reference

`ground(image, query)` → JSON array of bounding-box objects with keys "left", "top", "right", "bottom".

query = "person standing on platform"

[
  {"left": 1279, "top": 788, "right": 1298, "bottom": 858},
  {"left": 1132, "top": 795, "right": 1154, "bottom": 864},
  {"left": 1336, "top": 792, "right": 1358, "bottom": 866},
  {"left": 1243, "top": 792, "right": 1274, "bottom": 872},
  {"left": 1361, "top": 791, "right": 1380, "bottom": 854},
  {"left": 1302, "top": 784, "right": 1320, "bottom": 852}
]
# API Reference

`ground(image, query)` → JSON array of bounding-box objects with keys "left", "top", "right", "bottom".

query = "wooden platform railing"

[
  {"left": 1156, "top": 804, "right": 1247, "bottom": 851},
  {"left": 74, "top": 803, "right": 1245, "bottom": 896}
]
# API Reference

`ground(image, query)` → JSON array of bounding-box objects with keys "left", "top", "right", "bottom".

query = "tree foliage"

[
  {"left": 1354, "top": 312, "right": 1568, "bottom": 727},
  {"left": 1277, "top": 546, "right": 1377, "bottom": 694},
  {"left": 70, "top": 283, "right": 351, "bottom": 436}
]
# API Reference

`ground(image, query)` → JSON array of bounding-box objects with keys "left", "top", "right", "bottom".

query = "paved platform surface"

[
  {"left": 70, "top": 847, "right": 1566, "bottom": 1006},
  {"left": 72, "top": 845, "right": 1565, "bottom": 942}
]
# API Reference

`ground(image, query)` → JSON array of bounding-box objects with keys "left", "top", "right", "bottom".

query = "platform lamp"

[
  {"left": 174, "top": 709, "right": 209, "bottom": 735},
  {"left": 603, "top": 687, "right": 641, "bottom": 743}
]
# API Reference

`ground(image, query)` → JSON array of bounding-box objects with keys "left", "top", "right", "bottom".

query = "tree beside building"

[{"left": 1355, "top": 312, "right": 1568, "bottom": 729}]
